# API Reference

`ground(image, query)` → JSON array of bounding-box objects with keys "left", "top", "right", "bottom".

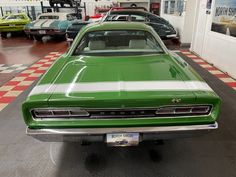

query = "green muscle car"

[
  {"left": 0, "top": 13, "right": 31, "bottom": 38},
  {"left": 22, "top": 22, "right": 220, "bottom": 146},
  {"left": 24, "top": 12, "right": 79, "bottom": 41}
]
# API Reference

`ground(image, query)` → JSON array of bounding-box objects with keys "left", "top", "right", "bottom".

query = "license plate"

[
  {"left": 39, "top": 30, "right": 46, "bottom": 34},
  {"left": 9, "top": 24, "right": 15, "bottom": 27},
  {"left": 106, "top": 133, "right": 139, "bottom": 146}
]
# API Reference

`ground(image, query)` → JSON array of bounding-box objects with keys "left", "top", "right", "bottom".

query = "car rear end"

[{"left": 23, "top": 89, "right": 220, "bottom": 145}]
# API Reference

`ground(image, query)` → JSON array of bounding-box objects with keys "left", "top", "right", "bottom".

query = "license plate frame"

[
  {"left": 39, "top": 30, "right": 46, "bottom": 34},
  {"left": 106, "top": 132, "right": 139, "bottom": 146}
]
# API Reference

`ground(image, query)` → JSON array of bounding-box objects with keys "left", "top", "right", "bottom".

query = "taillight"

[
  {"left": 156, "top": 105, "right": 211, "bottom": 116},
  {"left": 32, "top": 108, "right": 89, "bottom": 119}
]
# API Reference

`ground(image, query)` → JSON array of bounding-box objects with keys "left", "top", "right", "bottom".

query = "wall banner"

[{"left": 211, "top": 0, "right": 236, "bottom": 37}]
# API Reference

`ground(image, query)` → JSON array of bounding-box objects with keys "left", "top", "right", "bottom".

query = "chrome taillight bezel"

[
  {"left": 31, "top": 108, "right": 90, "bottom": 119},
  {"left": 31, "top": 105, "right": 212, "bottom": 120},
  {"left": 155, "top": 105, "right": 212, "bottom": 115}
]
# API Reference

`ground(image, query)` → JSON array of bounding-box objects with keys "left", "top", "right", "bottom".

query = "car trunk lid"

[{"left": 36, "top": 54, "right": 211, "bottom": 108}]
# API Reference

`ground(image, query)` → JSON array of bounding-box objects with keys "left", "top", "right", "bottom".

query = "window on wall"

[
  {"left": 169, "top": 1, "right": 175, "bottom": 14},
  {"left": 164, "top": 1, "right": 169, "bottom": 14},
  {"left": 163, "top": 0, "right": 186, "bottom": 16}
]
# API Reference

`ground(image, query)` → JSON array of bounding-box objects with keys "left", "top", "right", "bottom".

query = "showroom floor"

[{"left": 0, "top": 36, "right": 236, "bottom": 177}]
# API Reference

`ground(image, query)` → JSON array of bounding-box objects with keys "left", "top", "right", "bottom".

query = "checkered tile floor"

[
  {"left": 0, "top": 64, "right": 28, "bottom": 74},
  {"left": 0, "top": 52, "right": 63, "bottom": 111},
  {"left": 180, "top": 50, "right": 236, "bottom": 91}
]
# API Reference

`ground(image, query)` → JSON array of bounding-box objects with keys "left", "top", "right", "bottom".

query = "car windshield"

[
  {"left": 39, "top": 15, "right": 59, "bottom": 20},
  {"left": 6, "top": 15, "right": 25, "bottom": 20},
  {"left": 73, "top": 30, "right": 164, "bottom": 56}
]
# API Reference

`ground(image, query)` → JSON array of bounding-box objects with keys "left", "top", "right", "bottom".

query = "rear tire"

[
  {"left": 55, "top": 35, "right": 66, "bottom": 41},
  {"left": 49, "top": 0, "right": 54, "bottom": 7},
  {"left": 27, "top": 34, "right": 33, "bottom": 40},
  {"left": 1, "top": 32, "right": 7, "bottom": 38},
  {"left": 34, "top": 35, "right": 42, "bottom": 41},
  {"left": 68, "top": 0, "right": 73, "bottom": 7}
]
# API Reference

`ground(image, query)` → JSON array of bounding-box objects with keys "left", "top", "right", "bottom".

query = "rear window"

[{"left": 73, "top": 30, "right": 164, "bottom": 56}]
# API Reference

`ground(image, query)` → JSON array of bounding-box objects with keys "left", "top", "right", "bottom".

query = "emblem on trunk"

[{"left": 172, "top": 98, "right": 181, "bottom": 103}]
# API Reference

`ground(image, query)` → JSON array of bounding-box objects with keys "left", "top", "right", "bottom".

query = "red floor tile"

[
  {"left": 12, "top": 85, "right": 29, "bottom": 91},
  {"left": 214, "top": 74, "right": 229, "bottom": 78},
  {"left": 0, "top": 97, "right": 15, "bottom": 103},
  {"left": 35, "top": 62, "right": 46, "bottom": 64},
  {"left": 34, "top": 70, "right": 46, "bottom": 74},
  {"left": 4, "top": 81, "right": 20, "bottom": 86},
  {"left": 17, "top": 73, "right": 31, "bottom": 77},
  {"left": 195, "top": 61, "right": 208, "bottom": 65},
  {"left": 42, "top": 64, "right": 52, "bottom": 67},
  {"left": 24, "top": 77, "right": 38, "bottom": 81},
  {"left": 205, "top": 67, "right": 217, "bottom": 71},
  {"left": 0, "top": 91, "right": 7, "bottom": 97},
  {"left": 27, "top": 67, "right": 40, "bottom": 70},
  {"left": 227, "top": 82, "right": 236, "bottom": 87}
]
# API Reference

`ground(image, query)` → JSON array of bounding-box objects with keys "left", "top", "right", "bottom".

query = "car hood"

[{"left": 30, "top": 54, "right": 213, "bottom": 108}]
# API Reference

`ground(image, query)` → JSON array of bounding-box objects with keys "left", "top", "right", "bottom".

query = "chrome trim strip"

[
  {"left": 166, "top": 34, "right": 178, "bottom": 38},
  {"left": 29, "top": 81, "right": 213, "bottom": 96},
  {"left": 27, "top": 122, "right": 218, "bottom": 135}
]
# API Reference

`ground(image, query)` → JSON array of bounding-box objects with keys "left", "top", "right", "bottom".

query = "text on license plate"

[{"left": 106, "top": 133, "right": 139, "bottom": 146}]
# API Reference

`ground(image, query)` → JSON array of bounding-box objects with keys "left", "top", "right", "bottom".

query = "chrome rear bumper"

[{"left": 26, "top": 122, "right": 218, "bottom": 142}]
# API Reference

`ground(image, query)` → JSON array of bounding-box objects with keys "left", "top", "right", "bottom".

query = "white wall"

[
  {"left": 191, "top": 0, "right": 236, "bottom": 79},
  {"left": 160, "top": 12, "right": 185, "bottom": 41},
  {"left": 181, "top": 0, "right": 197, "bottom": 44},
  {"left": 0, "top": 0, "right": 114, "bottom": 16},
  {"left": 0, "top": 0, "right": 49, "bottom": 6},
  {"left": 160, "top": 0, "right": 197, "bottom": 45}
]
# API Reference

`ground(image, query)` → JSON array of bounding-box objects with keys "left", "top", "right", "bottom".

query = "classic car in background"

[
  {"left": 22, "top": 22, "right": 220, "bottom": 146},
  {"left": 49, "top": 0, "right": 74, "bottom": 7},
  {"left": 102, "top": 10, "right": 177, "bottom": 40},
  {"left": 66, "top": 20, "right": 89, "bottom": 43},
  {"left": 0, "top": 13, "right": 31, "bottom": 38},
  {"left": 24, "top": 12, "right": 79, "bottom": 41}
]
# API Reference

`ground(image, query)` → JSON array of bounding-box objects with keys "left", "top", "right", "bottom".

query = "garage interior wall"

[
  {"left": 0, "top": 0, "right": 114, "bottom": 16},
  {"left": 160, "top": 0, "right": 197, "bottom": 45},
  {"left": 117, "top": 0, "right": 150, "bottom": 11},
  {"left": 191, "top": 0, "right": 236, "bottom": 79},
  {"left": 0, "top": 0, "right": 49, "bottom": 7}
]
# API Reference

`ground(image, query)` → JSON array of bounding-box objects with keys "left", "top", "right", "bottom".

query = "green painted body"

[
  {"left": 0, "top": 13, "right": 31, "bottom": 32},
  {"left": 22, "top": 22, "right": 220, "bottom": 129}
]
